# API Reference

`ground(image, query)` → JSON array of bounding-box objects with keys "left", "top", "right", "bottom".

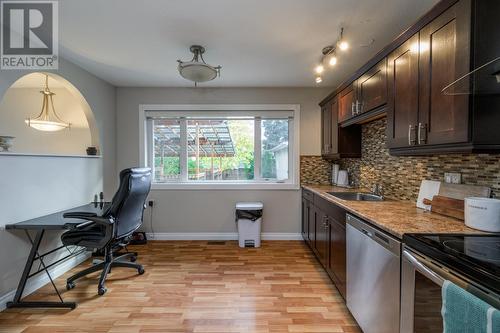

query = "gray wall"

[
  {"left": 0, "top": 58, "right": 116, "bottom": 301},
  {"left": 116, "top": 87, "right": 329, "bottom": 235}
]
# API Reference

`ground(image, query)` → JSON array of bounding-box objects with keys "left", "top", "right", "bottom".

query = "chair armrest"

[
  {"left": 63, "top": 212, "right": 114, "bottom": 227},
  {"left": 63, "top": 212, "right": 98, "bottom": 219}
]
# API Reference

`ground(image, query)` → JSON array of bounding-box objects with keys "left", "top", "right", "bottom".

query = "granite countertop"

[{"left": 302, "top": 184, "right": 480, "bottom": 239}]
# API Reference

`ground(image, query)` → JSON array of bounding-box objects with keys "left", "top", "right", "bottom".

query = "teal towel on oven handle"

[
  {"left": 442, "top": 280, "right": 500, "bottom": 333},
  {"left": 488, "top": 307, "right": 500, "bottom": 333}
]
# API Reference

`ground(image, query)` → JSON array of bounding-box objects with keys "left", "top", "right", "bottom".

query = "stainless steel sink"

[{"left": 327, "top": 191, "right": 384, "bottom": 201}]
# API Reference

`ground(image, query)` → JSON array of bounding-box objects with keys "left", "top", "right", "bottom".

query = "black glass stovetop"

[{"left": 403, "top": 234, "right": 500, "bottom": 295}]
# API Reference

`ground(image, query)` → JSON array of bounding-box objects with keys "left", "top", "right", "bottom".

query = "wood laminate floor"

[{"left": 0, "top": 241, "right": 361, "bottom": 333}]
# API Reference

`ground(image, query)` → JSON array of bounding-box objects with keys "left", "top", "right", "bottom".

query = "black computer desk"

[{"left": 5, "top": 202, "right": 110, "bottom": 309}]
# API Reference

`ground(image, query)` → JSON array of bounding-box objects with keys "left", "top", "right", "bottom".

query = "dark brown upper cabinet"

[
  {"left": 388, "top": 0, "right": 500, "bottom": 155},
  {"left": 388, "top": 0, "right": 473, "bottom": 153},
  {"left": 321, "top": 97, "right": 361, "bottom": 159},
  {"left": 320, "top": 0, "right": 500, "bottom": 156},
  {"left": 338, "top": 84, "right": 356, "bottom": 123},
  {"left": 334, "top": 59, "right": 388, "bottom": 127},
  {"left": 357, "top": 58, "right": 388, "bottom": 115},
  {"left": 418, "top": 0, "right": 470, "bottom": 146},
  {"left": 387, "top": 33, "right": 420, "bottom": 149},
  {"left": 321, "top": 101, "right": 333, "bottom": 156}
]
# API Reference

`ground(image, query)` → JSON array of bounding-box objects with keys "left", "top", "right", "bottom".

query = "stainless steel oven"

[{"left": 400, "top": 246, "right": 500, "bottom": 333}]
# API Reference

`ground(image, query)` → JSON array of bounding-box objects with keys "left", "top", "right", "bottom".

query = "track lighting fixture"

[
  {"left": 338, "top": 27, "right": 349, "bottom": 51},
  {"left": 312, "top": 27, "right": 349, "bottom": 83}
]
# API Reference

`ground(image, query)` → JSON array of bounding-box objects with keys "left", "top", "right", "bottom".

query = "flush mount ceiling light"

[
  {"left": 177, "top": 45, "right": 222, "bottom": 86},
  {"left": 314, "top": 27, "right": 349, "bottom": 84},
  {"left": 25, "top": 74, "right": 71, "bottom": 132}
]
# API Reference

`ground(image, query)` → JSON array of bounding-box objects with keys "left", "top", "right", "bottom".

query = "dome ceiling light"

[
  {"left": 25, "top": 74, "right": 71, "bottom": 132},
  {"left": 177, "top": 45, "right": 222, "bottom": 86},
  {"left": 314, "top": 27, "right": 349, "bottom": 84}
]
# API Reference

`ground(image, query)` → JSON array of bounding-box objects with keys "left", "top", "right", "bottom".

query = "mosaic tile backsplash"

[
  {"left": 339, "top": 117, "right": 500, "bottom": 200},
  {"left": 300, "top": 155, "right": 331, "bottom": 185}
]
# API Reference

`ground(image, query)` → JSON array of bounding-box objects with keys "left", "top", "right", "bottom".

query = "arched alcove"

[{"left": 0, "top": 72, "right": 100, "bottom": 156}]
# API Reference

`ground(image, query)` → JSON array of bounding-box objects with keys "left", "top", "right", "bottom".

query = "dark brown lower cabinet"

[
  {"left": 327, "top": 217, "right": 346, "bottom": 298},
  {"left": 301, "top": 198, "right": 309, "bottom": 241},
  {"left": 314, "top": 210, "right": 329, "bottom": 266},
  {"left": 308, "top": 206, "right": 315, "bottom": 245},
  {"left": 302, "top": 190, "right": 347, "bottom": 299},
  {"left": 302, "top": 190, "right": 315, "bottom": 246}
]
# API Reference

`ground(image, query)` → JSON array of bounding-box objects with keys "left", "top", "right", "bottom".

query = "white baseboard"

[
  {"left": 261, "top": 233, "right": 302, "bottom": 240},
  {"left": 0, "top": 251, "right": 90, "bottom": 312},
  {"left": 146, "top": 232, "right": 302, "bottom": 241}
]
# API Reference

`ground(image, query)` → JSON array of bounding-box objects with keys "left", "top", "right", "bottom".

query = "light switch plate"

[{"left": 444, "top": 172, "right": 461, "bottom": 184}]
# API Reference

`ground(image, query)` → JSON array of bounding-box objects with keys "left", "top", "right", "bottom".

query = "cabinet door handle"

[
  {"left": 351, "top": 102, "right": 356, "bottom": 116},
  {"left": 418, "top": 123, "right": 427, "bottom": 144},
  {"left": 408, "top": 125, "right": 416, "bottom": 145},
  {"left": 408, "top": 125, "right": 413, "bottom": 145}
]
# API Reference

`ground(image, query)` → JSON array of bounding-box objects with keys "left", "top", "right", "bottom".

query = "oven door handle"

[{"left": 403, "top": 250, "right": 445, "bottom": 286}]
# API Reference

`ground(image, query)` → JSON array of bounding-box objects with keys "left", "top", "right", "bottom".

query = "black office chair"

[{"left": 61, "top": 168, "right": 152, "bottom": 295}]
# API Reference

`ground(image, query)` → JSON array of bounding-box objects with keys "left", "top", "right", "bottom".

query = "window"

[
  {"left": 141, "top": 105, "right": 299, "bottom": 188},
  {"left": 186, "top": 118, "right": 255, "bottom": 181},
  {"left": 152, "top": 119, "right": 181, "bottom": 181},
  {"left": 261, "top": 119, "right": 289, "bottom": 180}
]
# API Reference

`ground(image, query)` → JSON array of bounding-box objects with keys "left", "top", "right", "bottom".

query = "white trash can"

[{"left": 236, "top": 202, "right": 263, "bottom": 248}]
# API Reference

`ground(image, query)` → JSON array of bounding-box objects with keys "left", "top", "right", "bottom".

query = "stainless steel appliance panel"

[
  {"left": 346, "top": 214, "right": 401, "bottom": 333},
  {"left": 400, "top": 247, "right": 500, "bottom": 333}
]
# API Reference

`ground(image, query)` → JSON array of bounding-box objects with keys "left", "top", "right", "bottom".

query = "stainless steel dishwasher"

[{"left": 346, "top": 214, "right": 401, "bottom": 333}]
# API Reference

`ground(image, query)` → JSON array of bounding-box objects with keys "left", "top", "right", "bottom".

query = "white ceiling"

[{"left": 59, "top": 0, "right": 439, "bottom": 88}]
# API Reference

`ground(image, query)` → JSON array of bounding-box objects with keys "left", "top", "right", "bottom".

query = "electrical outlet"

[{"left": 444, "top": 172, "right": 461, "bottom": 184}]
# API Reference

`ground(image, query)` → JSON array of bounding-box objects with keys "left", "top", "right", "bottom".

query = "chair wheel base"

[
  {"left": 138, "top": 267, "right": 145, "bottom": 275},
  {"left": 66, "top": 282, "right": 76, "bottom": 290},
  {"left": 130, "top": 255, "right": 137, "bottom": 262},
  {"left": 98, "top": 287, "right": 107, "bottom": 296}
]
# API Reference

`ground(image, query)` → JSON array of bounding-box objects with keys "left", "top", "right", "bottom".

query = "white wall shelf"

[{"left": 0, "top": 152, "right": 101, "bottom": 158}]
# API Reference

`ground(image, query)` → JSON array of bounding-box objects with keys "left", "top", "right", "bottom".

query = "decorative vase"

[{"left": 86, "top": 146, "right": 98, "bottom": 155}]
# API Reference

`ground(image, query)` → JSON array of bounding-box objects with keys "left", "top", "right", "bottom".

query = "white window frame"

[{"left": 139, "top": 104, "right": 300, "bottom": 190}]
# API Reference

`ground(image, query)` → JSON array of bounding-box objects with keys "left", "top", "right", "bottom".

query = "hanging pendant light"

[
  {"left": 177, "top": 45, "right": 222, "bottom": 86},
  {"left": 25, "top": 74, "right": 71, "bottom": 132}
]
